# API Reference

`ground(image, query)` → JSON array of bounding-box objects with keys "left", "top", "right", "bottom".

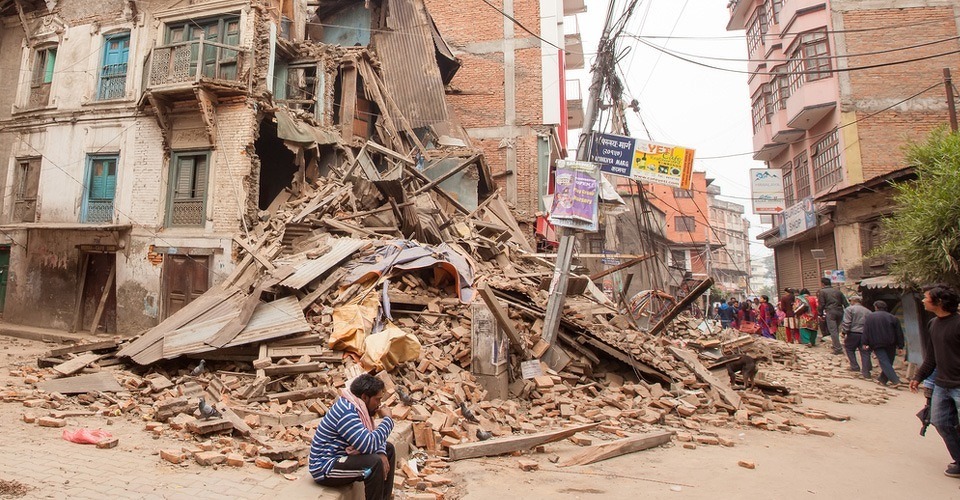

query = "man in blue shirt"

[{"left": 309, "top": 373, "right": 395, "bottom": 500}]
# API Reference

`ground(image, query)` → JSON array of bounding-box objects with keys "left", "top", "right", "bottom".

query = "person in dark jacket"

[
  {"left": 717, "top": 299, "right": 736, "bottom": 329},
  {"left": 779, "top": 288, "right": 799, "bottom": 343},
  {"left": 910, "top": 284, "right": 960, "bottom": 478},
  {"left": 818, "top": 277, "right": 848, "bottom": 355},
  {"left": 862, "top": 300, "right": 904, "bottom": 386}
]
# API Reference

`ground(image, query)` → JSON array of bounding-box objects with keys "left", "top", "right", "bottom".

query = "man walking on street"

[
  {"left": 911, "top": 284, "right": 960, "bottom": 478},
  {"left": 818, "top": 277, "right": 848, "bottom": 354},
  {"left": 862, "top": 300, "right": 904, "bottom": 387},
  {"left": 841, "top": 295, "right": 872, "bottom": 378}
]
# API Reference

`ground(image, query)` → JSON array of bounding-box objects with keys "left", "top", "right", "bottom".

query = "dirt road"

[{"left": 454, "top": 376, "right": 959, "bottom": 499}]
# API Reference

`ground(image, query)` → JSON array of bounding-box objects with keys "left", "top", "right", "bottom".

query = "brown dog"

[{"left": 727, "top": 354, "right": 759, "bottom": 389}]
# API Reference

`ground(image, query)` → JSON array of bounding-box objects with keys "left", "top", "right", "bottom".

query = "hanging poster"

[
  {"left": 549, "top": 160, "right": 600, "bottom": 231},
  {"left": 631, "top": 140, "right": 695, "bottom": 189}
]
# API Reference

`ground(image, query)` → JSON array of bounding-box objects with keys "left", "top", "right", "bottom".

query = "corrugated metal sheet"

[
  {"left": 161, "top": 296, "right": 310, "bottom": 359},
  {"left": 277, "top": 238, "right": 367, "bottom": 289},
  {"left": 225, "top": 296, "right": 311, "bottom": 348},
  {"left": 372, "top": 0, "right": 449, "bottom": 128}
]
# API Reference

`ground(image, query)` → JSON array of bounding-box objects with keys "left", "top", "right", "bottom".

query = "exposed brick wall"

[
  {"left": 841, "top": 5, "right": 960, "bottom": 180},
  {"left": 425, "top": 0, "right": 550, "bottom": 219}
]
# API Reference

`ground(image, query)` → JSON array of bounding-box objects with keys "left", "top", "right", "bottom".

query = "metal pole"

[
  {"left": 945, "top": 68, "right": 958, "bottom": 132},
  {"left": 541, "top": 0, "right": 621, "bottom": 349}
]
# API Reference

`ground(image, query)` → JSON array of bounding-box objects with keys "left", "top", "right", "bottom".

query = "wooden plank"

[
  {"left": 46, "top": 340, "right": 117, "bottom": 358},
  {"left": 588, "top": 254, "right": 653, "bottom": 281},
  {"left": 52, "top": 353, "right": 101, "bottom": 377},
  {"left": 268, "top": 387, "right": 326, "bottom": 404},
  {"left": 668, "top": 346, "right": 741, "bottom": 409},
  {"left": 233, "top": 235, "right": 276, "bottom": 271},
  {"left": 478, "top": 285, "right": 528, "bottom": 358},
  {"left": 649, "top": 278, "right": 714, "bottom": 336},
  {"left": 206, "top": 282, "right": 266, "bottom": 348},
  {"left": 262, "top": 362, "right": 326, "bottom": 376},
  {"left": 298, "top": 268, "right": 347, "bottom": 309},
  {"left": 447, "top": 423, "right": 599, "bottom": 461},
  {"left": 71, "top": 254, "right": 90, "bottom": 333},
  {"left": 38, "top": 372, "right": 122, "bottom": 394},
  {"left": 411, "top": 155, "right": 480, "bottom": 196},
  {"left": 558, "top": 431, "right": 674, "bottom": 467},
  {"left": 267, "top": 346, "right": 332, "bottom": 358},
  {"left": 87, "top": 263, "right": 115, "bottom": 334}
]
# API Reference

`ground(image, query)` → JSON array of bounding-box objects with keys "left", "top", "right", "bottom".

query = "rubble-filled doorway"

[
  {"left": 161, "top": 254, "right": 210, "bottom": 319},
  {"left": 256, "top": 116, "right": 297, "bottom": 210},
  {"left": 76, "top": 251, "right": 117, "bottom": 333}
]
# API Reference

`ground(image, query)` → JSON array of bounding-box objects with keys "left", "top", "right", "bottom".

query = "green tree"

[{"left": 875, "top": 127, "right": 960, "bottom": 288}]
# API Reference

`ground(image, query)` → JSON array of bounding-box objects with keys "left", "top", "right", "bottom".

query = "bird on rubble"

[
  {"left": 189, "top": 359, "right": 206, "bottom": 377},
  {"left": 476, "top": 429, "right": 493, "bottom": 441},
  {"left": 396, "top": 388, "right": 417, "bottom": 406},
  {"left": 198, "top": 397, "right": 221, "bottom": 420},
  {"left": 459, "top": 402, "right": 480, "bottom": 424}
]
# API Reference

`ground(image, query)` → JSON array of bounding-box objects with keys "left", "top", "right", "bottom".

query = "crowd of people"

[{"left": 713, "top": 277, "right": 906, "bottom": 389}]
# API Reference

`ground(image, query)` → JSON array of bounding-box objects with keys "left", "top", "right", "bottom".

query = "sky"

[{"left": 566, "top": 0, "right": 773, "bottom": 259}]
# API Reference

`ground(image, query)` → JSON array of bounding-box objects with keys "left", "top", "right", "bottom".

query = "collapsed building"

[{"left": 0, "top": 0, "right": 537, "bottom": 334}]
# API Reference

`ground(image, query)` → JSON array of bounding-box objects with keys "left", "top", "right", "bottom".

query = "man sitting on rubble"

[{"left": 309, "top": 373, "right": 395, "bottom": 500}]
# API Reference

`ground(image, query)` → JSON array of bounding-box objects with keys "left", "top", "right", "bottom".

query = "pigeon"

[
  {"left": 460, "top": 402, "right": 479, "bottom": 424},
  {"left": 476, "top": 429, "right": 493, "bottom": 441},
  {"left": 189, "top": 359, "right": 206, "bottom": 377},
  {"left": 396, "top": 388, "right": 416, "bottom": 406},
  {"left": 198, "top": 397, "right": 221, "bottom": 420}
]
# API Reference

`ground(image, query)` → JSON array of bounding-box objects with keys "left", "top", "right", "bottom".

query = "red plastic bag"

[{"left": 62, "top": 428, "right": 112, "bottom": 444}]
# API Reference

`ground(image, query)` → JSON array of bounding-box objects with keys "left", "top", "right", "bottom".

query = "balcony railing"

[
  {"left": 144, "top": 40, "right": 248, "bottom": 89},
  {"left": 97, "top": 63, "right": 128, "bottom": 100},
  {"left": 170, "top": 199, "right": 205, "bottom": 226},
  {"left": 84, "top": 200, "right": 114, "bottom": 223}
]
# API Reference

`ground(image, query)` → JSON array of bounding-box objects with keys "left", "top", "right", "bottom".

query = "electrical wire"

[
  {"left": 476, "top": 0, "right": 563, "bottom": 52},
  {"left": 637, "top": 0, "right": 690, "bottom": 97},
  {"left": 621, "top": 33, "right": 960, "bottom": 64},
  {"left": 631, "top": 36, "right": 960, "bottom": 78}
]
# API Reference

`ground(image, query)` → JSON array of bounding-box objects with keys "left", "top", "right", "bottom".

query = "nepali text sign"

[
  {"left": 549, "top": 160, "right": 599, "bottom": 231},
  {"left": 631, "top": 139, "right": 695, "bottom": 189},
  {"left": 779, "top": 197, "right": 817, "bottom": 239},
  {"left": 750, "top": 168, "right": 785, "bottom": 214},
  {"left": 590, "top": 133, "right": 637, "bottom": 177}
]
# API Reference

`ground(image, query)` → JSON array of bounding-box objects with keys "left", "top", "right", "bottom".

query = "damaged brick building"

[{"left": 0, "top": 0, "right": 577, "bottom": 334}]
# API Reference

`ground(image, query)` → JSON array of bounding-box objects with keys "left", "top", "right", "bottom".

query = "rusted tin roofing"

[{"left": 372, "top": 0, "right": 450, "bottom": 128}]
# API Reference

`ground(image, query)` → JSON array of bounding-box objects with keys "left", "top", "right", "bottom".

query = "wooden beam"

[
  {"left": 339, "top": 60, "right": 357, "bottom": 142},
  {"left": 588, "top": 254, "right": 653, "bottom": 281},
  {"left": 447, "top": 423, "right": 599, "bottom": 461},
  {"left": 88, "top": 264, "right": 116, "bottom": 334},
  {"left": 667, "top": 346, "right": 741, "bottom": 409},
  {"left": 400, "top": 163, "right": 470, "bottom": 215},
  {"left": 71, "top": 254, "right": 90, "bottom": 333},
  {"left": 46, "top": 340, "right": 118, "bottom": 358},
  {"left": 268, "top": 387, "right": 327, "bottom": 404},
  {"left": 233, "top": 235, "right": 276, "bottom": 271},
  {"left": 558, "top": 430, "right": 674, "bottom": 467},
  {"left": 478, "top": 285, "right": 528, "bottom": 358},
  {"left": 194, "top": 87, "right": 219, "bottom": 147},
  {"left": 206, "top": 282, "right": 266, "bottom": 348},
  {"left": 649, "top": 278, "right": 714, "bottom": 336},
  {"left": 411, "top": 155, "right": 480, "bottom": 196},
  {"left": 52, "top": 353, "right": 102, "bottom": 377}
]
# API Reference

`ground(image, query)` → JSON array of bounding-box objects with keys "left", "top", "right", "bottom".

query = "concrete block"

[{"left": 276, "top": 473, "right": 365, "bottom": 500}]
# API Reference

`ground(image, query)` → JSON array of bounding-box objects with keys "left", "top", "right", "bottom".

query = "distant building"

[
  {"left": 707, "top": 184, "right": 752, "bottom": 298},
  {"left": 727, "top": 0, "right": 958, "bottom": 292}
]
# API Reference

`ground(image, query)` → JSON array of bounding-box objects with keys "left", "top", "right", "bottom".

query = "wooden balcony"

[{"left": 143, "top": 40, "right": 251, "bottom": 99}]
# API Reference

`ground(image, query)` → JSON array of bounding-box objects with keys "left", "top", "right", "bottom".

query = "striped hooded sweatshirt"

[{"left": 308, "top": 396, "right": 394, "bottom": 480}]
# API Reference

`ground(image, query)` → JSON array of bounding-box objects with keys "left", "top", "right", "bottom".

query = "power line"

[
  {"left": 631, "top": 36, "right": 960, "bottom": 78},
  {"left": 621, "top": 33, "right": 960, "bottom": 64},
  {"left": 697, "top": 81, "right": 942, "bottom": 160},
  {"left": 637, "top": 0, "right": 689, "bottom": 97},
  {"left": 476, "top": 0, "right": 564, "bottom": 52},
  {"left": 625, "top": 12, "right": 960, "bottom": 41}
]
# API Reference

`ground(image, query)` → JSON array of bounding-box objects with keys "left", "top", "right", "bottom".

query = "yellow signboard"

[{"left": 631, "top": 140, "right": 695, "bottom": 189}]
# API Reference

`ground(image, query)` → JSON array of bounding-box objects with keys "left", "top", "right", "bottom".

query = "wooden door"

[
  {"left": 78, "top": 253, "right": 117, "bottom": 333},
  {"left": 162, "top": 254, "right": 210, "bottom": 319}
]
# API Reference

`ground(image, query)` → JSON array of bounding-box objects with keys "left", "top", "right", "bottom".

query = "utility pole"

[
  {"left": 945, "top": 68, "right": 958, "bottom": 132},
  {"left": 541, "top": 0, "right": 620, "bottom": 352},
  {"left": 704, "top": 226, "right": 711, "bottom": 316}
]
